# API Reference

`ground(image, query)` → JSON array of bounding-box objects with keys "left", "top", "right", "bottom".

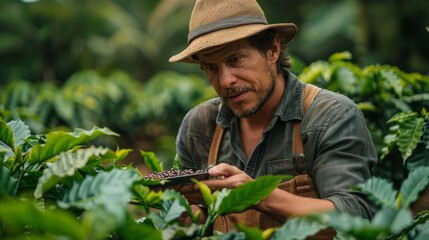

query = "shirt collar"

[{"left": 275, "top": 70, "right": 305, "bottom": 122}]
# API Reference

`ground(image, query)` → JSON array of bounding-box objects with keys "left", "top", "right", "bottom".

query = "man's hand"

[
  {"left": 205, "top": 163, "right": 253, "bottom": 190},
  {"left": 177, "top": 163, "right": 253, "bottom": 205}
]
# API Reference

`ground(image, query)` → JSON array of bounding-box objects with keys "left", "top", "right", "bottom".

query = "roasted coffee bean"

[{"left": 144, "top": 168, "right": 207, "bottom": 180}]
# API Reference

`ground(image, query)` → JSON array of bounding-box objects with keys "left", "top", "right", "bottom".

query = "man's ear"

[{"left": 267, "top": 36, "right": 281, "bottom": 64}]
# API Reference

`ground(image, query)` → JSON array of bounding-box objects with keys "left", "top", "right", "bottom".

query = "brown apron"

[{"left": 208, "top": 84, "right": 336, "bottom": 239}]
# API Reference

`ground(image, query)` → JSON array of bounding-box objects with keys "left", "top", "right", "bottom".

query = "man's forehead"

[{"left": 196, "top": 40, "right": 247, "bottom": 60}]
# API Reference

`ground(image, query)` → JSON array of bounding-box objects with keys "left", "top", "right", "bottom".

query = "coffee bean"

[{"left": 144, "top": 168, "right": 207, "bottom": 180}]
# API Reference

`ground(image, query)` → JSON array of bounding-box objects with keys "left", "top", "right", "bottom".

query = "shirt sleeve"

[
  {"left": 305, "top": 92, "right": 378, "bottom": 219},
  {"left": 175, "top": 99, "right": 220, "bottom": 170}
]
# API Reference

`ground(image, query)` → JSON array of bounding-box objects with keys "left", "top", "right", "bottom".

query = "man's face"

[{"left": 196, "top": 40, "right": 277, "bottom": 118}]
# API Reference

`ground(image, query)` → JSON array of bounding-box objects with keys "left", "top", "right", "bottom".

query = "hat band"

[{"left": 188, "top": 15, "right": 267, "bottom": 43}]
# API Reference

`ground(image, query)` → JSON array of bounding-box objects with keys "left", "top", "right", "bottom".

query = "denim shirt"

[{"left": 176, "top": 70, "right": 378, "bottom": 219}]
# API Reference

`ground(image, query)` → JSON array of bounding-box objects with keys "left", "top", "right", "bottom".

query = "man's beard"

[{"left": 220, "top": 69, "right": 277, "bottom": 118}]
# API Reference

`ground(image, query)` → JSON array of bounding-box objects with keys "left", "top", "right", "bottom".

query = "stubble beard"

[{"left": 221, "top": 69, "right": 277, "bottom": 118}]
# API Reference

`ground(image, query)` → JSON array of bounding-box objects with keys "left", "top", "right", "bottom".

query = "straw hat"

[{"left": 169, "top": 0, "right": 298, "bottom": 63}]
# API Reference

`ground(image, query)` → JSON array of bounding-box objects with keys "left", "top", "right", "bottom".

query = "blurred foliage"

[
  {"left": 1, "top": 0, "right": 428, "bottom": 182},
  {"left": 1, "top": 51, "right": 428, "bottom": 182},
  {"left": 0, "top": 70, "right": 215, "bottom": 168},
  {"left": 299, "top": 51, "right": 429, "bottom": 185},
  {"left": 0, "top": 0, "right": 428, "bottom": 85},
  {"left": 1, "top": 117, "right": 429, "bottom": 239}
]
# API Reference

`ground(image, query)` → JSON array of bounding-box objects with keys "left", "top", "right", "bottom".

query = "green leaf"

[
  {"left": 328, "top": 51, "right": 352, "bottom": 62},
  {"left": 298, "top": 61, "right": 329, "bottom": 84},
  {"left": 371, "top": 206, "right": 397, "bottom": 230},
  {"left": 163, "top": 189, "right": 194, "bottom": 219},
  {"left": 236, "top": 223, "right": 264, "bottom": 240},
  {"left": 161, "top": 198, "right": 186, "bottom": 223},
  {"left": 397, "top": 117, "right": 424, "bottom": 162},
  {"left": 115, "top": 148, "right": 133, "bottom": 163},
  {"left": 380, "top": 133, "right": 398, "bottom": 160},
  {"left": 357, "top": 102, "right": 377, "bottom": 112},
  {"left": 0, "top": 117, "right": 14, "bottom": 149},
  {"left": 0, "top": 200, "right": 85, "bottom": 239},
  {"left": 7, "top": 119, "right": 31, "bottom": 148},
  {"left": 161, "top": 223, "right": 201, "bottom": 240},
  {"left": 390, "top": 208, "right": 413, "bottom": 235},
  {"left": 311, "top": 211, "right": 381, "bottom": 239},
  {"left": 58, "top": 168, "right": 140, "bottom": 224},
  {"left": 0, "top": 165, "right": 18, "bottom": 197},
  {"left": 218, "top": 175, "right": 284, "bottom": 215},
  {"left": 352, "top": 177, "right": 397, "bottom": 208},
  {"left": 141, "top": 150, "right": 163, "bottom": 172},
  {"left": 399, "top": 166, "right": 429, "bottom": 208},
  {"left": 116, "top": 216, "right": 162, "bottom": 240},
  {"left": 34, "top": 146, "right": 112, "bottom": 198},
  {"left": 213, "top": 188, "right": 230, "bottom": 213},
  {"left": 25, "top": 126, "right": 119, "bottom": 164},
  {"left": 415, "top": 227, "right": 429, "bottom": 240},
  {"left": 132, "top": 184, "right": 163, "bottom": 211},
  {"left": 192, "top": 179, "right": 213, "bottom": 207},
  {"left": 406, "top": 145, "right": 429, "bottom": 171},
  {"left": 381, "top": 69, "right": 403, "bottom": 97},
  {"left": 387, "top": 112, "right": 419, "bottom": 124},
  {"left": 423, "top": 120, "right": 429, "bottom": 150},
  {"left": 80, "top": 207, "right": 120, "bottom": 240},
  {"left": 272, "top": 216, "right": 328, "bottom": 240}
]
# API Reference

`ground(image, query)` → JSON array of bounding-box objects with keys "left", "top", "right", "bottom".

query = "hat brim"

[{"left": 169, "top": 23, "right": 298, "bottom": 63}]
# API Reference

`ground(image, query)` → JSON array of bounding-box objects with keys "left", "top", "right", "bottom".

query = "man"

[{"left": 169, "top": 0, "right": 377, "bottom": 232}]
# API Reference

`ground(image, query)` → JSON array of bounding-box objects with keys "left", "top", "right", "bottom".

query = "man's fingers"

[{"left": 208, "top": 163, "right": 243, "bottom": 177}]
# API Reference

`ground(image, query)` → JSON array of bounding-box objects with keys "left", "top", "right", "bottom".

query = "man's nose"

[{"left": 219, "top": 66, "right": 237, "bottom": 89}]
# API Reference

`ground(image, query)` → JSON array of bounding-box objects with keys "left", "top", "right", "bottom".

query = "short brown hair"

[{"left": 247, "top": 29, "right": 292, "bottom": 74}]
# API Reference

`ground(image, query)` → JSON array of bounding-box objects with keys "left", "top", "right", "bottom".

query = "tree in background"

[{"left": 0, "top": 0, "right": 428, "bottom": 85}]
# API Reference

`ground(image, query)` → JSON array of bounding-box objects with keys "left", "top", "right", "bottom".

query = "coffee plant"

[
  {"left": 1, "top": 53, "right": 429, "bottom": 239},
  {"left": 1, "top": 113, "right": 429, "bottom": 239}
]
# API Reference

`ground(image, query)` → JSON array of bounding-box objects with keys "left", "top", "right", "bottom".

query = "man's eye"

[
  {"left": 201, "top": 64, "right": 217, "bottom": 72},
  {"left": 228, "top": 57, "right": 241, "bottom": 65}
]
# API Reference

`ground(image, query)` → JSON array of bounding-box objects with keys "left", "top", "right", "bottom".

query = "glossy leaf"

[
  {"left": 141, "top": 150, "right": 163, "bottom": 172},
  {"left": 163, "top": 189, "right": 194, "bottom": 220},
  {"left": 0, "top": 165, "right": 18, "bottom": 196},
  {"left": 115, "top": 217, "right": 162, "bottom": 240},
  {"left": 193, "top": 179, "right": 213, "bottom": 207},
  {"left": 272, "top": 216, "right": 328, "bottom": 240},
  {"left": 390, "top": 208, "right": 413, "bottom": 235},
  {"left": 7, "top": 119, "right": 31, "bottom": 148},
  {"left": 353, "top": 177, "right": 397, "bottom": 208},
  {"left": 328, "top": 51, "right": 352, "bottom": 62},
  {"left": 34, "top": 146, "right": 112, "bottom": 198},
  {"left": 397, "top": 117, "right": 424, "bottom": 162},
  {"left": 380, "top": 132, "right": 398, "bottom": 160},
  {"left": 399, "top": 166, "right": 429, "bottom": 208},
  {"left": 387, "top": 112, "right": 419, "bottom": 124},
  {"left": 115, "top": 148, "right": 133, "bottom": 162},
  {"left": 58, "top": 168, "right": 140, "bottom": 223},
  {"left": 0, "top": 117, "right": 14, "bottom": 149},
  {"left": 236, "top": 223, "right": 264, "bottom": 240},
  {"left": 0, "top": 200, "right": 84, "bottom": 239},
  {"left": 141, "top": 186, "right": 163, "bottom": 207},
  {"left": 381, "top": 69, "right": 403, "bottom": 97},
  {"left": 406, "top": 145, "right": 429, "bottom": 170},
  {"left": 25, "top": 126, "right": 119, "bottom": 164},
  {"left": 213, "top": 188, "right": 230, "bottom": 213},
  {"left": 218, "top": 175, "right": 284, "bottom": 215},
  {"left": 161, "top": 198, "right": 186, "bottom": 223},
  {"left": 423, "top": 119, "right": 429, "bottom": 149},
  {"left": 309, "top": 211, "right": 385, "bottom": 239}
]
